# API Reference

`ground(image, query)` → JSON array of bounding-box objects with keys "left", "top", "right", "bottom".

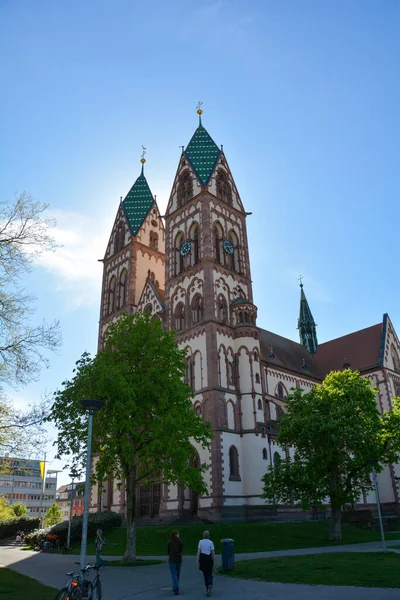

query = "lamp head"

[{"left": 80, "top": 399, "right": 105, "bottom": 413}]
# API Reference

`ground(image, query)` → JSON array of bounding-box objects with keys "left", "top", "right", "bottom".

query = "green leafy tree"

[
  {"left": 261, "top": 370, "right": 400, "bottom": 541},
  {"left": 0, "top": 496, "right": 15, "bottom": 519},
  {"left": 0, "top": 192, "right": 61, "bottom": 461},
  {"left": 48, "top": 313, "right": 211, "bottom": 561},
  {"left": 11, "top": 501, "right": 27, "bottom": 517},
  {"left": 44, "top": 502, "right": 62, "bottom": 527}
]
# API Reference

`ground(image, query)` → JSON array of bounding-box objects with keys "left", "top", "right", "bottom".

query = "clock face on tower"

[
  {"left": 180, "top": 241, "right": 192, "bottom": 257},
  {"left": 222, "top": 239, "right": 234, "bottom": 255}
]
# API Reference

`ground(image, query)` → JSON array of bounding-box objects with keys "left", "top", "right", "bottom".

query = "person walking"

[
  {"left": 167, "top": 530, "right": 183, "bottom": 595},
  {"left": 197, "top": 530, "right": 215, "bottom": 596},
  {"left": 95, "top": 528, "right": 107, "bottom": 567}
]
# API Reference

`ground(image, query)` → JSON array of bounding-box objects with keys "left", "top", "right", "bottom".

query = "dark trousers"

[
  {"left": 199, "top": 553, "right": 213, "bottom": 589},
  {"left": 169, "top": 561, "right": 182, "bottom": 591}
]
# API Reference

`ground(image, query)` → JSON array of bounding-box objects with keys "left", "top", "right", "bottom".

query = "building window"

[
  {"left": 227, "top": 361, "right": 234, "bottom": 386},
  {"left": 255, "top": 373, "right": 260, "bottom": 384},
  {"left": 229, "top": 446, "right": 240, "bottom": 480},
  {"left": 214, "top": 223, "right": 223, "bottom": 265},
  {"left": 277, "top": 382, "right": 285, "bottom": 400},
  {"left": 174, "top": 232, "right": 184, "bottom": 275},
  {"left": 257, "top": 398, "right": 262, "bottom": 410},
  {"left": 227, "top": 230, "right": 240, "bottom": 273},
  {"left": 254, "top": 351, "right": 259, "bottom": 362},
  {"left": 185, "top": 357, "right": 194, "bottom": 389},
  {"left": 118, "top": 269, "right": 127, "bottom": 309},
  {"left": 174, "top": 303, "right": 185, "bottom": 332},
  {"left": 144, "top": 303, "right": 152, "bottom": 315},
  {"left": 108, "top": 276, "right": 116, "bottom": 315},
  {"left": 216, "top": 170, "right": 232, "bottom": 205},
  {"left": 115, "top": 222, "right": 125, "bottom": 253},
  {"left": 217, "top": 295, "right": 228, "bottom": 323},
  {"left": 262, "top": 448, "right": 268, "bottom": 460},
  {"left": 190, "top": 223, "right": 199, "bottom": 265},
  {"left": 149, "top": 231, "right": 159, "bottom": 251},
  {"left": 177, "top": 170, "right": 193, "bottom": 207},
  {"left": 191, "top": 294, "right": 204, "bottom": 325}
]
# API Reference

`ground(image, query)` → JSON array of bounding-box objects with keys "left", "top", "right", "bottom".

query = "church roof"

[
  {"left": 122, "top": 169, "right": 154, "bottom": 236},
  {"left": 184, "top": 123, "right": 221, "bottom": 186},
  {"left": 315, "top": 321, "right": 383, "bottom": 376},
  {"left": 259, "top": 328, "right": 324, "bottom": 380}
]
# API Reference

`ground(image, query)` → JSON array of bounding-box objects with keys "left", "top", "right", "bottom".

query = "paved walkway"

[{"left": 1, "top": 541, "right": 400, "bottom": 599}]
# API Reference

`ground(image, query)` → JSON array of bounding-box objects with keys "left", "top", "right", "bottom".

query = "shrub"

[
  {"left": 0, "top": 516, "right": 40, "bottom": 539},
  {"left": 25, "top": 511, "right": 122, "bottom": 547}
]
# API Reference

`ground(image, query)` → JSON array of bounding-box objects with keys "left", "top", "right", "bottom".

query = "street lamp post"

[
  {"left": 67, "top": 477, "right": 74, "bottom": 551},
  {"left": 371, "top": 465, "right": 386, "bottom": 552},
  {"left": 80, "top": 399, "right": 105, "bottom": 570}
]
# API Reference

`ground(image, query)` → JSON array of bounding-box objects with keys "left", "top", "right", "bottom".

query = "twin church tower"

[{"left": 92, "top": 109, "right": 397, "bottom": 521}]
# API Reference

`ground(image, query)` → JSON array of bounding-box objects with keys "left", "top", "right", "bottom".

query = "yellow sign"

[{"left": 39, "top": 461, "right": 46, "bottom": 480}]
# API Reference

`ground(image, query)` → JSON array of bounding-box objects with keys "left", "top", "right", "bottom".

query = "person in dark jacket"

[
  {"left": 167, "top": 530, "right": 183, "bottom": 595},
  {"left": 197, "top": 530, "right": 215, "bottom": 596}
]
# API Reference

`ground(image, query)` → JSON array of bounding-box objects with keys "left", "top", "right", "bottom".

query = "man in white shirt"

[{"left": 197, "top": 531, "right": 215, "bottom": 596}]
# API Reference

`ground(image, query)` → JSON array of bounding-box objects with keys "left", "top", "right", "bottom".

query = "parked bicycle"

[{"left": 54, "top": 563, "right": 103, "bottom": 600}]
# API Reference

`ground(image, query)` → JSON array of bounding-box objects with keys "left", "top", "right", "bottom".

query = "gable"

[{"left": 137, "top": 277, "right": 165, "bottom": 316}]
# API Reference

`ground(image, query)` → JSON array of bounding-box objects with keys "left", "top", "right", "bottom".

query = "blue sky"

[{"left": 1, "top": 0, "right": 399, "bottom": 485}]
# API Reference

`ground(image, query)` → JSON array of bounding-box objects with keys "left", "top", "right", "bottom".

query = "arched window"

[
  {"left": 392, "top": 346, "right": 400, "bottom": 372},
  {"left": 229, "top": 446, "right": 240, "bottom": 479},
  {"left": 190, "top": 223, "right": 199, "bottom": 265},
  {"left": 214, "top": 223, "right": 223, "bottom": 265},
  {"left": 273, "top": 452, "right": 281, "bottom": 470},
  {"left": 254, "top": 351, "right": 259, "bottom": 362},
  {"left": 257, "top": 398, "right": 262, "bottom": 410},
  {"left": 185, "top": 357, "right": 194, "bottom": 388},
  {"left": 175, "top": 232, "right": 184, "bottom": 275},
  {"left": 191, "top": 294, "right": 204, "bottom": 325},
  {"left": 115, "top": 222, "right": 125, "bottom": 253},
  {"left": 227, "top": 401, "right": 235, "bottom": 429},
  {"left": 194, "top": 403, "right": 202, "bottom": 416},
  {"left": 227, "top": 361, "right": 234, "bottom": 386},
  {"left": 108, "top": 276, "right": 116, "bottom": 315},
  {"left": 144, "top": 303, "right": 152, "bottom": 315},
  {"left": 276, "top": 405, "right": 284, "bottom": 420},
  {"left": 216, "top": 170, "right": 232, "bottom": 205},
  {"left": 262, "top": 448, "right": 268, "bottom": 460},
  {"left": 118, "top": 269, "right": 127, "bottom": 309},
  {"left": 177, "top": 170, "right": 193, "bottom": 207},
  {"left": 228, "top": 230, "right": 240, "bottom": 273},
  {"left": 255, "top": 373, "right": 260, "bottom": 384},
  {"left": 174, "top": 303, "right": 185, "bottom": 332},
  {"left": 149, "top": 231, "right": 159, "bottom": 251},
  {"left": 217, "top": 295, "right": 228, "bottom": 323},
  {"left": 239, "top": 312, "right": 243, "bottom": 324},
  {"left": 277, "top": 382, "right": 285, "bottom": 400}
]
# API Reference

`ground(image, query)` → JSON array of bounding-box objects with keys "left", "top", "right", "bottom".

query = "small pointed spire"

[
  {"left": 297, "top": 278, "right": 318, "bottom": 354},
  {"left": 140, "top": 145, "right": 147, "bottom": 174},
  {"left": 196, "top": 101, "right": 203, "bottom": 126}
]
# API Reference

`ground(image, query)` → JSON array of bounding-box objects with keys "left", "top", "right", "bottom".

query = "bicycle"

[{"left": 53, "top": 563, "right": 103, "bottom": 600}]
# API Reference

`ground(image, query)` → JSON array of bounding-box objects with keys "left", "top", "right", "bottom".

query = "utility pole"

[{"left": 39, "top": 453, "right": 46, "bottom": 529}]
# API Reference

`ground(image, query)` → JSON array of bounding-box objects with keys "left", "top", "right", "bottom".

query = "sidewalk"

[{"left": 1, "top": 541, "right": 400, "bottom": 599}]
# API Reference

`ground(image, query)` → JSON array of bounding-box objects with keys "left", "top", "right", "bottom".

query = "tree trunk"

[
  {"left": 329, "top": 465, "right": 342, "bottom": 541},
  {"left": 123, "top": 466, "right": 137, "bottom": 562}
]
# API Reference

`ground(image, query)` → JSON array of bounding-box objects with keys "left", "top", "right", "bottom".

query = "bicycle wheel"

[{"left": 92, "top": 579, "right": 102, "bottom": 600}]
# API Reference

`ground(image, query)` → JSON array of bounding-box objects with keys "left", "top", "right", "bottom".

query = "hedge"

[
  {"left": 0, "top": 516, "right": 41, "bottom": 539},
  {"left": 25, "top": 511, "right": 122, "bottom": 547}
]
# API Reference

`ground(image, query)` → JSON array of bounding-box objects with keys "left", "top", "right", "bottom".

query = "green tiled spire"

[
  {"left": 122, "top": 167, "right": 154, "bottom": 237},
  {"left": 184, "top": 119, "right": 221, "bottom": 186}
]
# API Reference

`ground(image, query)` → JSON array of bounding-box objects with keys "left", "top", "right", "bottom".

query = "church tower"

[
  {"left": 164, "top": 108, "right": 264, "bottom": 520},
  {"left": 298, "top": 281, "right": 318, "bottom": 354}
]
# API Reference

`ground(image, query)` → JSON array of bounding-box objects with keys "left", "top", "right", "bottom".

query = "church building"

[{"left": 91, "top": 109, "right": 400, "bottom": 522}]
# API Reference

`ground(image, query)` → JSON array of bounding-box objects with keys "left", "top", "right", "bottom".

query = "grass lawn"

[
  {"left": 219, "top": 552, "right": 400, "bottom": 588},
  {"left": 68, "top": 521, "right": 400, "bottom": 556},
  {"left": 0, "top": 567, "right": 57, "bottom": 599}
]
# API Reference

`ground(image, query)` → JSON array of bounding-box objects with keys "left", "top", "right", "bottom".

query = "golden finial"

[
  {"left": 140, "top": 145, "right": 147, "bottom": 164},
  {"left": 196, "top": 101, "right": 203, "bottom": 115}
]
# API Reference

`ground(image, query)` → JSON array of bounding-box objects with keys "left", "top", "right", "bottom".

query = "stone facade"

[{"left": 90, "top": 116, "right": 400, "bottom": 522}]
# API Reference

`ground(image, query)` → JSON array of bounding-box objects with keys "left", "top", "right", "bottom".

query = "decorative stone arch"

[
  {"left": 108, "top": 275, "right": 116, "bottom": 315},
  {"left": 177, "top": 169, "right": 193, "bottom": 207},
  {"left": 228, "top": 445, "right": 240, "bottom": 480},
  {"left": 193, "top": 401, "right": 202, "bottom": 416},
  {"left": 174, "top": 231, "right": 185, "bottom": 275},
  {"left": 118, "top": 269, "right": 127, "bottom": 309},
  {"left": 143, "top": 303, "right": 152, "bottom": 315}
]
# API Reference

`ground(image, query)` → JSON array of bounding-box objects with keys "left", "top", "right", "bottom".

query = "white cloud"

[{"left": 35, "top": 208, "right": 111, "bottom": 309}]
